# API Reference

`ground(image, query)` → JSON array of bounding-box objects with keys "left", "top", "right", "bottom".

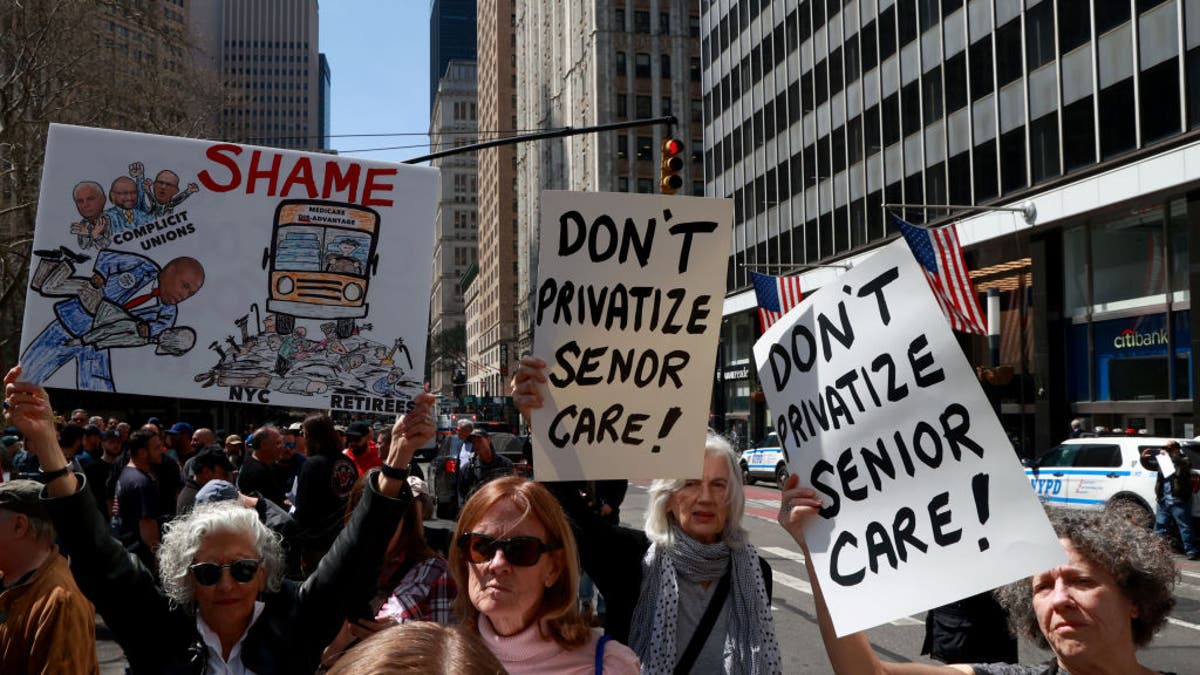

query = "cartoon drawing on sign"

[
  {"left": 104, "top": 175, "right": 153, "bottom": 234},
  {"left": 68, "top": 181, "right": 113, "bottom": 250},
  {"left": 21, "top": 248, "right": 202, "bottom": 391},
  {"left": 195, "top": 200, "right": 419, "bottom": 402},
  {"left": 129, "top": 161, "right": 199, "bottom": 217}
]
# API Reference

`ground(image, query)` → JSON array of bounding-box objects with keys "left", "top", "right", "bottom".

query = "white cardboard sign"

[
  {"left": 753, "top": 239, "right": 1065, "bottom": 636},
  {"left": 531, "top": 191, "right": 732, "bottom": 481},
  {"left": 19, "top": 124, "right": 437, "bottom": 414}
]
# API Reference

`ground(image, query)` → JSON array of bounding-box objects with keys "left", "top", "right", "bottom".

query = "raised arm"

[{"left": 777, "top": 474, "right": 973, "bottom": 675}]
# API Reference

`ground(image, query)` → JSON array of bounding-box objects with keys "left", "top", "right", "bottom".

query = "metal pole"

[
  {"left": 403, "top": 115, "right": 678, "bottom": 164},
  {"left": 883, "top": 201, "right": 1038, "bottom": 225}
]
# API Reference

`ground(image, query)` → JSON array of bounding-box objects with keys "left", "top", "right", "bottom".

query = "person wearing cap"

[
  {"left": 177, "top": 449, "right": 236, "bottom": 516},
  {"left": 458, "top": 429, "right": 514, "bottom": 501},
  {"left": 79, "top": 423, "right": 102, "bottom": 465},
  {"left": 224, "top": 433, "right": 245, "bottom": 471},
  {"left": 288, "top": 421, "right": 307, "bottom": 456},
  {"left": 344, "top": 421, "right": 383, "bottom": 476},
  {"left": 0, "top": 480, "right": 99, "bottom": 674},
  {"left": 82, "top": 428, "right": 123, "bottom": 521},
  {"left": 194, "top": 479, "right": 304, "bottom": 579},
  {"left": 164, "top": 421, "right": 195, "bottom": 464},
  {"left": 237, "top": 425, "right": 288, "bottom": 509},
  {"left": 4, "top": 364, "right": 438, "bottom": 674}
]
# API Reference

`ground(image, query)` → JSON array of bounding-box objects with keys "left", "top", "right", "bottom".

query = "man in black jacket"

[
  {"left": 459, "top": 429, "right": 513, "bottom": 499},
  {"left": 1143, "top": 441, "right": 1199, "bottom": 560}
]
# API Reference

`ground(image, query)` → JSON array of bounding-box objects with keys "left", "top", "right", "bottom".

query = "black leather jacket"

[{"left": 42, "top": 470, "right": 410, "bottom": 674}]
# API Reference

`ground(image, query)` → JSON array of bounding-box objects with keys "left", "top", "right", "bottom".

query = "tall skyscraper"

[
  {"left": 429, "top": 60, "right": 479, "bottom": 397},
  {"left": 702, "top": 1, "right": 1200, "bottom": 451},
  {"left": 431, "top": 0, "right": 478, "bottom": 112},
  {"left": 470, "top": 0, "right": 518, "bottom": 399},
  {"left": 514, "top": 1, "right": 704, "bottom": 353},
  {"left": 191, "top": 0, "right": 326, "bottom": 150}
]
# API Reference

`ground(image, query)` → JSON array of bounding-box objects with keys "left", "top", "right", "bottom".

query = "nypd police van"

[
  {"left": 1024, "top": 436, "right": 1200, "bottom": 522},
  {"left": 739, "top": 432, "right": 789, "bottom": 486}
]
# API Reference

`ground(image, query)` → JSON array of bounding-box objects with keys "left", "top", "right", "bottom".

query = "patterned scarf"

[{"left": 628, "top": 526, "right": 781, "bottom": 674}]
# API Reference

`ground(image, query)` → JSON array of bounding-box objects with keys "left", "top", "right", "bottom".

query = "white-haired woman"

[
  {"left": 511, "top": 356, "right": 781, "bottom": 675},
  {"left": 3, "top": 365, "right": 436, "bottom": 674}
]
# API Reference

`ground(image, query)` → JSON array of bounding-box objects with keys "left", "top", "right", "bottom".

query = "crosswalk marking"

[
  {"left": 762, "top": 546, "right": 806, "bottom": 565},
  {"left": 772, "top": 570, "right": 812, "bottom": 595},
  {"left": 1167, "top": 616, "right": 1200, "bottom": 632}
]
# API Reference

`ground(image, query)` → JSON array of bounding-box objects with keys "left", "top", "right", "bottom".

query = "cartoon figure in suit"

[{"left": 21, "top": 249, "right": 204, "bottom": 391}]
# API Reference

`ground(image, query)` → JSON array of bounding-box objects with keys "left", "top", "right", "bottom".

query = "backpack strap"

[
  {"left": 594, "top": 634, "right": 612, "bottom": 674},
  {"left": 673, "top": 560, "right": 732, "bottom": 675}
]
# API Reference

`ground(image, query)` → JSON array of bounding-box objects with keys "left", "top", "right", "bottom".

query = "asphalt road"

[{"left": 95, "top": 475, "right": 1200, "bottom": 674}]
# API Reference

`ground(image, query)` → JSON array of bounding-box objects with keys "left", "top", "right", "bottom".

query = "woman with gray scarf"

[{"left": 511, "top": 356, "right": 782, "bottom": 674}]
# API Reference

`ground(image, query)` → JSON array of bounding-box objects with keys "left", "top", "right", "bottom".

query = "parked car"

[
  {"left": 739, "top": 432, "right": 789, "bottom": 486},
  {"left": 428, "top": 430, "right": 528, "bottom": 520},
  {"left": 1023, "top": 436, "right": 1200, "bottom": 526}
]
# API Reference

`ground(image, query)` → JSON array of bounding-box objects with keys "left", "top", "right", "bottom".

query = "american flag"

[
  {"left": 752, "top": 271, "right": 804, "bottom": 332},
  {"left": 1000, "top": 282, "right": 1033, "bottom": 369},
  {"left": 892, "top": 215, "right": 988, "bottom": 335}
]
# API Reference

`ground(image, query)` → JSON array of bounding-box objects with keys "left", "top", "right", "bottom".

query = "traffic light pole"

[{"left": 403, "top": 115, "right": 678, "bottom": 164}]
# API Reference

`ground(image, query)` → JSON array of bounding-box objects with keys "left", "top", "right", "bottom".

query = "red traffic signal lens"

[{"left": 662, "top": 138, "right": 683, "bottom": 156}]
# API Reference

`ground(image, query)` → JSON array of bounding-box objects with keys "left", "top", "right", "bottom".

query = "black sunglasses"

[
  {"left": 457, "top": 533, "right": 557, "bottom": 567},
  {"left": 189, "top": 559, "right": 263, "bottom": 586}
]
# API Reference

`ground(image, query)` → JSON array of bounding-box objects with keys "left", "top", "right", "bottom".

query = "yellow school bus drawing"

[{"left": 262, "top": 200, "right": 381, "bottom": 338}]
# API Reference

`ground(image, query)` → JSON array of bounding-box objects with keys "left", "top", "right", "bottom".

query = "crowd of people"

[{"left": 0, "top": 355, "right": 1190, "bottom": 675}]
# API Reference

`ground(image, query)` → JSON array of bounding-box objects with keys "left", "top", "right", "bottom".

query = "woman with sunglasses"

[
  {"left": 510, "top": 356, "right": 782, "bottom": 675},
  {"left": 450, "top": 475, "right": 641, "bottom": 674},
  {"left": 2, "top": 364, "right": 437, "bottom": 674}
]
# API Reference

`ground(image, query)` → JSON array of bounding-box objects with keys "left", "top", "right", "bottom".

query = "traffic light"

[{"left": 660, "top": 138, "right": 684, "bottom": 194}]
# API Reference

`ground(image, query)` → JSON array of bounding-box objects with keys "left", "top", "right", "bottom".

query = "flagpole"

[{"left": 882, "top": 201, "right": 1038, "bottom": 226}]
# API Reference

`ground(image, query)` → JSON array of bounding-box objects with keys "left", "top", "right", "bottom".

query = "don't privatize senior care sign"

[
  {"left": 19, "top": 124, "right": 436, "bottom": 414},
  {"left": 530, "top": 191, "right": 732, "bottom": 481},
  {"left": 752, "top": 239, "right": 1064, "bottom": 636}
]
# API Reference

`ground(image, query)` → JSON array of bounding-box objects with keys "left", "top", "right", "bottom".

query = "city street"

[{"left": 94, "top": 474, "right": 1200, "bottom": 674}]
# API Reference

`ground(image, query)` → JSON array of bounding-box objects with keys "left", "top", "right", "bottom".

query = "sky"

[{"left": 320, "top": 1, "right": 434, "bottom": 165}]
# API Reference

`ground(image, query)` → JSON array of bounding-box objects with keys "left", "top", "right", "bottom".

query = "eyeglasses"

[
  {"left": 189, "top": 559, "right": 263, "bottom": 586},
  {"left": 457, "top": 532, "right": 557, "bottom": 567}
]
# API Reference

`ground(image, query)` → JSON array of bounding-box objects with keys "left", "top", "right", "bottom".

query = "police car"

[
  {"left": 1023, "top": 436, "right": 1200, "bottom": 523},
  {"left": 739, "top": 432, "right": 789, "bottom": 486}
]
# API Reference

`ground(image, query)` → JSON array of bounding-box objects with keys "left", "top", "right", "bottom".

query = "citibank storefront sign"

[{"left": 1113, "top": 328, "right": 1168, "bottom": 349}]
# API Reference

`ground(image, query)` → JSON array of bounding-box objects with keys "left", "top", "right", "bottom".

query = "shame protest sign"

[
  {"left": 531, "top": 190, "right": 732, "bottom": 481},
  {"left": 18, "top": 124, "right": 436, "bottom": 414},
  {"left": 752, "top": 239, "right": 1064, "bottom": 636}
]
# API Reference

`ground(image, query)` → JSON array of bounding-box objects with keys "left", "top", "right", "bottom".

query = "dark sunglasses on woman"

[
  {"left": 457, "top": 533, "right": 558, "bottom": 567},
  {"left": 189, "top": 559, "right": 263, "bottom": 586}
]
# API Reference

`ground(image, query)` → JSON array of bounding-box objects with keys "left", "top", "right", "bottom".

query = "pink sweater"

[{"left": 478, "top": 615, "right": 641, "bottom": 675}]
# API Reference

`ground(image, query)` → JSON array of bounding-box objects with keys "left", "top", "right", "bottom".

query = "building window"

[
  {"left": 969, "top": 36, "right": 994, "bottom": 101},
  {"left": 618, "top": 176, "right": 629, "bottom": 192},
  {"left": 661, "top": 54, "right": 671, "bottom": 78},
  {"left": 616, "top": 133, "right": 628, "bottom": 159},
  {"left": 637, "top": 177, "right": 652, "bottom": 193},
  {"left": 636, "top": 95, "right": 652, "bottom": 118},
  {"left": 1030, "top": 112, "right": 1060, "bottom": 183},
  {"left": 691, "top": 98, "right": 703, "bottom": 123},
  {"left": 661, "top": 97, "right": 672, "bottom": 115},
  {"left": 690, "top": 57, "right": 701, "bottom": 82},
  {"left": 616, "top": 51, "right": 627, "bottom": 76},
  {"left": 614, "top": 8, "right": 624, "bottom": 30},
  {"left": 1062, "top": 96, "right": 1095, "bottom": 171},
  {"left": 636, "top": 135, "right": 653, "bottom": 160},
  {"left": 635, "top": 11, "right": 650, "bottom": 34},
  {"left": 689, "top": 15, "right": 700, "bottom": 38},
  {"left": 659, "top": 12, "right": 669, "bottom": 35},
  {"left": 617, "top": 94, "right": 627, "bottom": 118},
  {"left": 635, "top": 53, "right": 651, "bottom": 78}
]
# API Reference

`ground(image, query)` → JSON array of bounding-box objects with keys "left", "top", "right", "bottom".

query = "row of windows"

[
  {"left": 614, "top": 52, "right": 702, "bottom": 81},
  {"left": 223, "top": 52, "right": 311, "bottom": 63},
  {"left": 703, "top": 0, "right": 1200, "bottom": 288},
  {"left": 614, "top": 135, "right": 703, "bottom": 163},
  {"left": 617, "top": 176, "right": 705, "bottom": 195},
  {"left": 612, "top": 7, "right": 702, "bottom": 37},
  {"left": 223, "top": 40, "right": 310, "bottom": 49},
  {"left": 615, "top": 95, "right": 703, "bottom": 122}
]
